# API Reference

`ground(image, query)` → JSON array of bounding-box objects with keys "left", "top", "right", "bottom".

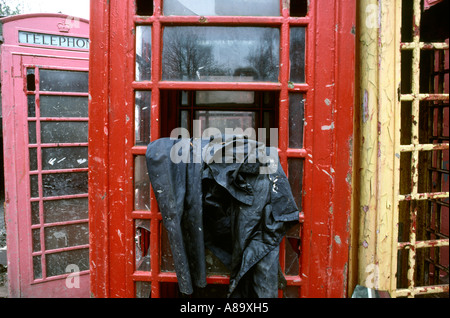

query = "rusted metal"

[{"left": 392, "top": 0, "right": 450, "bottom": 298}]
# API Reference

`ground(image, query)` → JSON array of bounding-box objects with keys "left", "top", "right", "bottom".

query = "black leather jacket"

[{"left": 146, "top": 135, "right": 299, "bottom": 297}]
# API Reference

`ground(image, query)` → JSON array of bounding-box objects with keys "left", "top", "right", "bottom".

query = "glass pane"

[
  {"left": 40, "top": 96, "right": 88, "bottom": 117},
  {"left": 288, "top": 158, "right": 303, "bottom": 209},
  {"left": 163, "top": 0, "right": 280, "bottom": 16},
  {"left": 30, "top": 174, "right": 39, "bottom": 198},
  {"left": 29, "top": 147, "right": 37, "bottom": 171},
  {"left": 28, "top": 121, "right": 37, "bottom": 144},
  {"left": 136, "top": 281, "right": 151, "bottom": 298},
  {"left": 42, "top": 172, "right": 88, "bottom": 197},
  {"left": 135, "top": 219, "right": 151, "bottom": 271},
  {"left": 31, "top": 201, "right": 40, "bottom": 225},
  {"left": 33, "top": 256, "right": 42, "bottom": 279},
  {"left": 289, "top": 93, "right": 305, "bottom": 148},
  {"left": 39, "top": 69, "right": 88, "bottom": 92},
  {"left": 135, "top": 91, "right": 151, "bottom": 145},
  {"left": 162, "top": 27, "right": 279, "bottom": 82},
  {"left": 283, "top": 286, "right": 300, "bottom": 298},
  {"left": 180, "top": 110, "right": 190, "bottom": 131},
  {"left": 194, "top": 110, "right": 256, "bottom": 137},
  {"left": 32, "top": 229, "right": 41, "bottom": 252},
  {"left": 43, "top": 198, "right": 88, "bottom": 223},
  {"left": 136, "top": 26, "right": 152, "bottom": 81},
  {"left": 42, "top": 147, "right": 88, "bottom": 170},
  {"left": 44, "top": 223, "right": 89, "bottom": 250},
  {"left": 45, "top": 248, "right": 89, "bottom": 277},
  {"left": 161, "top": 225, "right": 175, "bottom": 272},
  {"left": 285, "top": 223, "right": 301, "bottom": 275},
  {"left": 135, "top": 156, "right": 150, "bottom": 211},
  {"left": 195, "top": 91, "right": 255, "bottom": 105},
  {"left": 41, "top": 121, "right": 88, "bottom": 143},
  {"left": 290, "top": 27, "right": 306, "bottom": 83},
  {"left": 205, "top": 248, "right": 229, "bottom": 275},
  {"left": 28, "top": 95, "right": 36, "bottom": 117}
]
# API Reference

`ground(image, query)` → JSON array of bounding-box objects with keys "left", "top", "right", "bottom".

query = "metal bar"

[
  {"left": 394, "top": 284, "right": 449, "bottom": 297},
  {"left": 400, "top": 143, "right": 449, "bottom": 152},
  {"left": 399, "top": 191, "right": 449, "bottom": 201},
  {"left": 404, "top": 0, "right": 422, "bottom": 297},
  {"left": 401, "top": 42, "right": 449, "bottom": 50},
  {"left": 398, "top": 239, "right": 449, "bottom": 249},
  {"left": 400, "top": 93, "right": 449, "bottom": 101}
]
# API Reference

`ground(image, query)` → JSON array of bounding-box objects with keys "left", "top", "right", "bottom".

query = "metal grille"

[{"left": 396, "top": 0, "right": 449, "bottom": 298}]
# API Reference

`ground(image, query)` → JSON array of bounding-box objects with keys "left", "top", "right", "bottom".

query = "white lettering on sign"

[{"left": 18, "top": 31, "right": 89, "bottom": 50}]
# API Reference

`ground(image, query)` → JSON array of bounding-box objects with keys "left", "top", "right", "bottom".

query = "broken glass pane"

[
  {"left": 162, "top": 27, "right": 279, "bottom": 82},
  {"left": 163, "top": 0, "right": 280, "bottom": 16},
  {"left": 135, "top": 219, "right": 151, "bottom": 271}
]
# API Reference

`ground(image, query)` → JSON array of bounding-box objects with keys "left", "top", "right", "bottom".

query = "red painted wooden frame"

[{"left": 89, "top": 0, "right": 355, "bottom": 298}]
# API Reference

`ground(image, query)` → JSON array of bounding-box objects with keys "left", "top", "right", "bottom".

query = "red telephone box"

[
  {"left": 89, "top": 0, "right": 355, "bottom": 298},
  {"left": 1, "top": 14, "right": 90, "bottom": 297}
]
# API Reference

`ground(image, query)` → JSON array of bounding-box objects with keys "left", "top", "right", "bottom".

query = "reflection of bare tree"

[
  {"left": 136, "top": 41, "right": 151, "bottom": 80},
  {"left": 246, "top": 29, "right": 279, "bottom": 81},
  {"left": 162, "top": 28, "right": 221, "bottom": 80}
]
